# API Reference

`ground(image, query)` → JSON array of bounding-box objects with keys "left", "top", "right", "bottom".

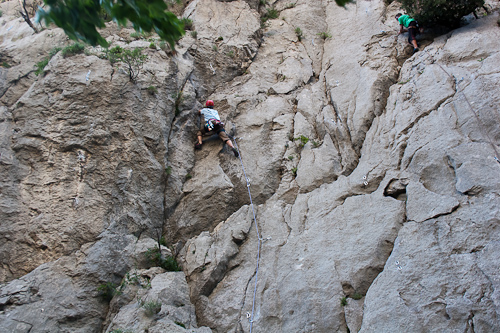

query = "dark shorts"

[
  {"left": 197, "top": 126, "right": 230, "bottom": 143},
  {"left": 408, "top": 21, "right": 418, "bottom": 43}
]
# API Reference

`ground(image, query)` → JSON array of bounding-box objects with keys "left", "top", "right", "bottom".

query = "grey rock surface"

[
  {"left": 105, "top": 270, "right": 210, "bottom": 332},
  {"left": 1, "top": 0, "right": 500, "bottom": 332}
]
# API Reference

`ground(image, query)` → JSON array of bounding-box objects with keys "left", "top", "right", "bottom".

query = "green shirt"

[{"left": 398, "top": 15, "right": 415, "bottom": 28}]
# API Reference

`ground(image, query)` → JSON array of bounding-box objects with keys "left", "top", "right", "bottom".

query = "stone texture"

[
  {"left": 105, "top": 271, "right": 211, "bottom": 332},
  {"left": 1, "top": 0, "right": 500, "bottom": 332},
  {"left": 295, "top": 133, "right": 342, "bottom": 192},
  {"left": 0, "top": 232, "right": 135, "bottom": 332},
  {"left": 345, "top": 297, "right": 364, "bottom": 333},
  {"left": 406, "top": 181, "right": 460, "bottom": 223}
]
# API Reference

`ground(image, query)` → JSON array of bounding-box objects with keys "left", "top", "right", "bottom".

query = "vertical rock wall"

[{"left": 1, "top": 0, "right": 499, "bottom": 332}]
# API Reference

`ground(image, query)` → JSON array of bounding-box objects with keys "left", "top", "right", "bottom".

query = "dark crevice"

[{"left": 383, "top": 178, "right": 409, "bottom": 201}]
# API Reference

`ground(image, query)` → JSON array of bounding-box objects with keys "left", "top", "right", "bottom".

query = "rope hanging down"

[{"left": 230, "top": 137, "right": 262, "bottom": 333}]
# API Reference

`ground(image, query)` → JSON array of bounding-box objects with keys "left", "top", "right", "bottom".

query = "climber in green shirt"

[{"left": 395, "top": 13, "right": 419, "bottom": 53}]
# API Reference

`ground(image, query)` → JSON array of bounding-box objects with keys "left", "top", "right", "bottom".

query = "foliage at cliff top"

[
  {"left": 400, "top": 0, "right": 485, "bottom": 28},
  {"left": 36, "top": 0, "right": 353, "bottom": 48},
  {"left": 37, "top": 0, "right": 185, "bottom": 48},
  {"left": 334, "top": 0, "right": 352, "bottom": 6}
]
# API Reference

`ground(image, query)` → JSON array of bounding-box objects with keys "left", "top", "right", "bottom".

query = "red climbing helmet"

[{"left": 206, "top": 100, "right": 214, "bottom": 107}]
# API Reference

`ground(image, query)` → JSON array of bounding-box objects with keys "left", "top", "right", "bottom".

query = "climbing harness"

[
  {"left": 230, "top": 136, "right": 262, "bottom": 333},
  {"left": 206, "top": 118, "right": 224, "bottom": 132}
]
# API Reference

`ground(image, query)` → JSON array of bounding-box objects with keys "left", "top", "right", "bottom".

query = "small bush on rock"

[
  {"left": 143, "top": 300, "right": 162, "bottom": 317},
  {"left": 34, "top": 46, "right": 62, "bottom": 76},
  {"left": 351, "top": 293, "right": 363, "bottom": 300},
  {"left": 61, "top": 42, "right": 85, "bottom": 57},
  {"left": 172, "top": 91, "right": 185, "bottom": 115},
  {"left": 103, "top": 46, "right": 148, "bottom": 82},
  {"left": 295, "top": 135, "right": 309, "bottom": 147},
  {"left": 130, "top": 31, "right": 142, "bottom": 39},
  {"left": 295, "top": 27, "right": 303, "bottom": 41},
  {"left": 147, "top": 85, "right": 158, "bottom": 95},
  {"left": 35, "top": 58, "right": 49, "bottom": 76},
  {"left": 145, "top": 246, "right": 181, "bottom": 271},
  {"left": 175, "top": 321, "right": 186, "bottom": 328},
  {"left": 317, "top": 31, "right": 332, "bottom": 39},
  {"left": 97, "top": 281, "right": 121, "bottom": 302},
  {"left": 266, "top": 8, "right": 279, "bottom": 19},
  {"left": 181, "top": 18, "right": 193, "bottom": 30}
]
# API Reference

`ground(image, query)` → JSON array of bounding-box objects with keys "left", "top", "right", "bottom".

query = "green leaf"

[
  {"left": 399, "top": 0, "right": 484, "bottom": 28},
  {"left": 334, "top": 0, "right": 353, "bottom": 6},
  {"left": 37, "top": 0, "right": 185, "bottom": 48}
]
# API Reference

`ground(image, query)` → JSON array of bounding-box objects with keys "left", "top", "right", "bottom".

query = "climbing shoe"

[
  {"left": 413, "top": 48, "right": 419, "bottom": 54},
  {"left": 195, "top": 142, "right": 202, "bottom": 150},
  {"left": 232, "top": 147, "right": 239, "bottom": 157}
]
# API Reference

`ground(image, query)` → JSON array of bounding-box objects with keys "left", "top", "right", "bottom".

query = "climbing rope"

[{"left": 230, "top": 137, "right": 262, "bottom": 333}]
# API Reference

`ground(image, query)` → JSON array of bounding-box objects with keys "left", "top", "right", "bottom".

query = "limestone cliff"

[{"left": 1, "top": 0, "right": 499, "bottom": 332}]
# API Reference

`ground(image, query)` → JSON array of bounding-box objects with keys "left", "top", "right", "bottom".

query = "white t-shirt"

[{"left": 200, "top": 108, "right": 220, "bottom": 122}]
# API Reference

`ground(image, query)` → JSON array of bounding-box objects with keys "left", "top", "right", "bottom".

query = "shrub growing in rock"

[
  {"left": 317, "top": 31, "right": 332, "bottom": 39},
  {"left": 174, "top": 321, "right": 186, "bottom": 328},
  {"left": 295, "top": 135, "right": 309, "bottom": 147},
  {"left": 97, "top": 281, "right": 121, "bottom": 301},
  {"left": 104, "top": 46, "right": 148, "bottom": 82},
  {"left": 142, "top": 300, "right": 162, "bottom": 317},
  {"left": 34, "top": 46, "right": 62, "bottom": 75},
  {"left": 147, "top": 85, "right": 158, "bottom": 95},
  {"left": 400, "top": 0, "right": 485, "bottom": 28},
  {"left": 130, "top": 31, "right": 142, "bottom": 39},
  {"left": 35, "top": 59, "right": 50, "bottom": 76},
  {"left": 181, "top": 18, "right": 193, "bottom": 30},
  {"left": 295, "top": 27, "right": 303, "bottom": 41},
  {"left": 351, "top": 293, "right": 363, "bottom": 300},
  {"left": 110, "top": 329, "right": 134, "bottom": 333},
  {"left": 145, "top": 246, "right": 181, "bottom": 271},
  {"left": 61, "top": 42, "right": 85, "bottom": 57}
]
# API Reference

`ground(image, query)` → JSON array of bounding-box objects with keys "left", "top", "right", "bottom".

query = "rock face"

[{"left": 1, "top": 0, "right": 500, "bottom": 332}]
